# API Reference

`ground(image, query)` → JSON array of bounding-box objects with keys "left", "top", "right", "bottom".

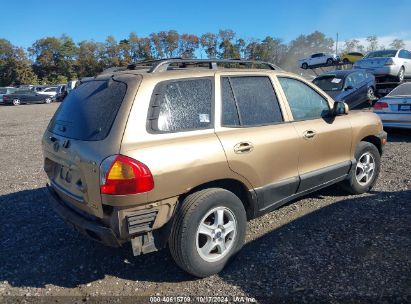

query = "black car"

[
  {"left": 55, "top": 85, "right": 67, "bottom": 102},
  {"left": 313, "top": 69, "right": 376, "bottom": 109},
  {"left": 2, "top": 90, "right": 53, "bottom": 106}
]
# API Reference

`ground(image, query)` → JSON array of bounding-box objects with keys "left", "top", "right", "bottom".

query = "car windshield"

[
  {"left": 387, "top": 82, "right": 411, "bottom": 96},
  {"left": 313, "top": 75, "right": 343, "bottom": 91},
  {"left": 0, "top": 89, "right": 6, "bottom": 94},
  {"left": 364, "top": 50, "right": 397, "bottom": 58}
]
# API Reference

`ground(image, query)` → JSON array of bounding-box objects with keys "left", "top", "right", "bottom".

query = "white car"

[
  {"left": 373, "top": 82, "right": 411, "bottom": 129},
  {"left": 37, "top": 87, "right": 58, "bottom": 98},
  {"left": 353, "top": 49, "right": 411, "bottom": 82},
  {"left": 298, "top": 53, "right": 338, "bottom": 69}
]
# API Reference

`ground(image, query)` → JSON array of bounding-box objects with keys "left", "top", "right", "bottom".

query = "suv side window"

[
  {"left": 278, "top": 77, "right": 330, "bottom": 121},
  {"left": 149, "top": 78, "right": 213, "bottom": 132},
  {"left": 221, "top": 76, "right": 283, "bottom": 127}
]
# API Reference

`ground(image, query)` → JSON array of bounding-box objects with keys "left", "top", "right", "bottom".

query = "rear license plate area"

[{"left": 398, "top": 105, "right": 411, "bottom": 111}]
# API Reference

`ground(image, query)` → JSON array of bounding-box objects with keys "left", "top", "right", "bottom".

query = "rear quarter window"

[
  {"left": 148, "top": 78, "right": 213, "bottom": 133},
  {"left": 48, "top": 79, "right": 127, "bottom": 141}
]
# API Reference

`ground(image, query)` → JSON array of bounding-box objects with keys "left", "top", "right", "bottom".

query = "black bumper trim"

[{"left": 47, "top": 184, "right": 121, "bottom": 247}]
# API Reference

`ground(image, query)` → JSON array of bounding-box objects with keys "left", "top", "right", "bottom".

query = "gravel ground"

[{"left": 0, "top": 103, "right": 410, "bottom": 303}]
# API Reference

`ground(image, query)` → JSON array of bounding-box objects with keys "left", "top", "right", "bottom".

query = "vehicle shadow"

[
  {"left": 385, "top": 128, "right": 411, "bottom": 143},
  {"left": 1, "top": 188, "right": 410, "bottom": 301}
]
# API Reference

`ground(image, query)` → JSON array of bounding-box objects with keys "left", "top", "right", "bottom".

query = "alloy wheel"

[
  {"left": 355, "top": 152, "right": 375, "bottom": 186},
  {"left": 196, "top": 206, "right": 237, "bottom": 262}
]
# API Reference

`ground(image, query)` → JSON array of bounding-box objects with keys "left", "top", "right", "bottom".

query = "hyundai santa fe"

[{"left": 43, "top": 59, "right": 387, "bottom": 277}]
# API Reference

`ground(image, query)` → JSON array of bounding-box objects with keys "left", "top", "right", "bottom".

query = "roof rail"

[{"left": 127, "top": 58, "right": 281, "bottom": 73}]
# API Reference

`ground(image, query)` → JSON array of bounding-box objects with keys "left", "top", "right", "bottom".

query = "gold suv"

[{"left": 43, "top": 59, "right": 387, "bottom": 277}]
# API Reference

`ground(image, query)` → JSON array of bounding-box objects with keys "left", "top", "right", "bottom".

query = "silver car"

[
  {"left": 373, "top": 82, "right": 411, "bottom": 129},
  {"left": 354, "top": 49, "right": 411, "bottom": 82}
]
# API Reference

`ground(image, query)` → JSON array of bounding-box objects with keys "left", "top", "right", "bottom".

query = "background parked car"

[
  {"left": 373, "top": 82, "right": 411, "bottom": 129},
  {"left": 340, "top": 52, "right": 364, "bottom": 63},
  {"left": 55, "top": 85, "right": 67, "bottom": 102},
  {"left": 37, "top": 87, "right": 58, "bottom": 98},
  {"left": 0, "top": 87, "right": 18, "bottom": 103},
  {"left": 66, "top": 80, "right": 79, "bottom": 93},
  {"left": 2, "top": 90, "right": 53, "bottom": 105},
  {"left": 298, "top": 53, "right": 338, "bottom": 69},
  {"left": 313, "top": 69, "right": 376, "bottom": 108},
  {"left": 353, "top": 49, "right": 411, "bottom": 82}
]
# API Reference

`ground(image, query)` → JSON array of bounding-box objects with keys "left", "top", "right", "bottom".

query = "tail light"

[
  {"left": 373, "top": 102, "right": 389, "bottom": 110},
  {"left": 100, "top": 155, "right": 154, "bottom": 195},
  {"left": 384, "top": 58, "right": 394, "bottom": 66}
]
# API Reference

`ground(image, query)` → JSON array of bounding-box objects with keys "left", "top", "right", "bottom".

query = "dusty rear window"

[{"left": 48, "top": 79, "right": 127, "bottom": 141}]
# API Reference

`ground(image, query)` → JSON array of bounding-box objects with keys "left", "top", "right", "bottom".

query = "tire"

[
  {"left": 301, "top": 62, "right": 308, "bottom": 69},
  {"left": 341, "top": 141, "right": 380, "bottom": 194},
  {"left": 169, "top": 188, "right": 247, "bottom": 278},
  {"left": 12, "top": 99, "right": 20, "bottom": 106},
  {"left": 327, "top": 58, "right": 333, "bottom": 65},
  {"left": 397, "top": 67, "right": 405, "bottom": 83},
  {"left": 45, "top": 97, "right": 52, "bottom": 104}
]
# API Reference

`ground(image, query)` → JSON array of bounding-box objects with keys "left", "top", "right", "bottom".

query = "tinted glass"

[
  {"left": 227, "top": 76, "right": 282, "bottom": 126},
  {"left": 352, "top": 71, "right": 365, "bottom": 84},
  {"left": 153, "top": 78, "right": 212, "bottom": 132},
  {"left": 279, "top": 77, "right": 330, "bottom": 120},
  {"left": 313, "top": 75, "right": 344, "bottom": 91},
  {"left": 221, "top": 78, "right": 240, "bottom": 126},
  {"left": 364, "top": 50, "right": 397, "bottom": 58},
  {"left": 387, "top": 82, "right": 411, "bottom": 96},
  {"left": 48, "top": 80, "right": 127, "bottom": 141},
  {"left": 0, "top": 89, "right": 6, "bottom": 94}
]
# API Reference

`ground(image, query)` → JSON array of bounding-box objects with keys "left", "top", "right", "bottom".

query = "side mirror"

[
  {"left": 344, "top": 85, "right": 353, "bottom": 91},
  {"left": 333, "top": 101, "right": 349, "bottom": 115}
]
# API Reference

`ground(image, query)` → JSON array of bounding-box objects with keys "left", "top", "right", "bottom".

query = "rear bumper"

[
  {"left": 375, "top": 112, "right": 411, "bottom": 129},
  {"left": 47, "top": 184, "right": 121, "bottom": 247},
  {"left": 362, "top": 66, "right": 400, "bottom": 77}
]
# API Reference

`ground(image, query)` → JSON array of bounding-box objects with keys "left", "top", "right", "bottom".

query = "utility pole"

[{"left": 335, "top": 32, "right": 339, "bottom": 56}]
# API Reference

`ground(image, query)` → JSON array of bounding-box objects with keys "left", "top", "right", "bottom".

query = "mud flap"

[{"left": 131, "top": 231, "right": 158, "bottom": 256}]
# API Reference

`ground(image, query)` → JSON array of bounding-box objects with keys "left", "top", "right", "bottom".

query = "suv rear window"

[
  {"left": 48, "top": 79, "right": 127, "bottom": 141},
  {"left": 148, "top": 78, "right": 213, "bottom": 132}
]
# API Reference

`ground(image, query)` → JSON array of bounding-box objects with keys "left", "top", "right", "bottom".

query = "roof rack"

[{"left": 127, "top": 58, "right": 281, "bottom": 73}]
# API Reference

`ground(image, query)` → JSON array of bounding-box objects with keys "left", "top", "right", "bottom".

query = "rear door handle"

[
  {"left": 234, "top": 142, "right": 254, "bottom": 154},
  {"left": 303, "top": 130, "right": 316, "bottom": 139}
]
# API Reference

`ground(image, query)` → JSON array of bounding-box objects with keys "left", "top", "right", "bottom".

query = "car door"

[
  {"left": 310, "top": 54, "right": 319, "bottom": 65},
  {"left": 353, "top": 70, "right": 369, "bottom": 104},
  {"left": 215, "top": 73, "right": 300, "bottom": 212},
  {"left": 276, "top": 75, "right": 352, "bottom": 194},
  {"left": 341, "top": 73, "right": 358, "bottom": 106}
]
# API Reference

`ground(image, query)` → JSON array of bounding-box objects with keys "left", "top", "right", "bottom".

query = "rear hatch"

[{"left": 43, "top": 73, "right": 142, "bottom": 218}]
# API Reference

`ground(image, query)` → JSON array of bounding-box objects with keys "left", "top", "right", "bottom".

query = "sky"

[{"left": 1, "top": 0, "right": 411, "bottom": 51}]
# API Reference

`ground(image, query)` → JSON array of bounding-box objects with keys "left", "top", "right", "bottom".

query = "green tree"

[
  {"left": 76, "top": 40, "right": 104, "bottom": 77},
  {"left": 0, "top": 39, "right": 38, "bottom": 86},
  {"left": 103, "top": 36, "right": 120, "bottom": 67},
  {"left": 218, "top": 29, "right": 239, "bottom": 59},
  {"left": 200, "top": 32, "right": 218, "bottom": 58},
  {"left": 150, "top": 33, "right": 163, "bottom": 58},
  {"left": 179, "top": 34, "right": 199, "bottom": 58},
  {"left": 29, "top": 35, "right": 78, "bottom": 83}
]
